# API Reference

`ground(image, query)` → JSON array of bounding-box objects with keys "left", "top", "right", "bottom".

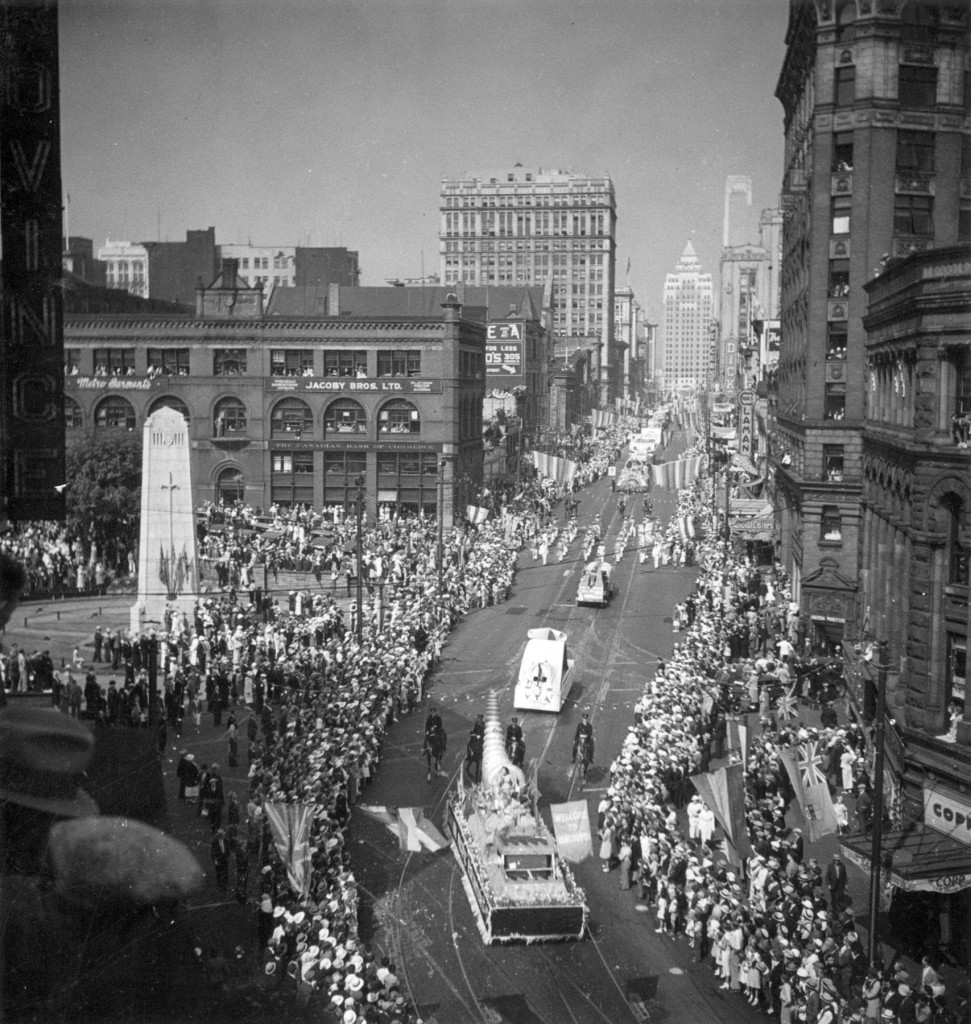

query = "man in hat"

[
  {"left": 505, "top": 715, "right": 523, "bottom": 760},
  {"left": 423, "top": 705, "right": 446, "bottom": 781},
  {"left": 465, "top": 714, "right": 484, "bottom": 784},
  {"left": 572, "top": 712, "right": 595, "bottom": 776},
  {"left": 211, "top": 829, "right": 231, "bottom": 891},
  {"left": 825, "top": 852, "right": 848, "bottom": 912},
  {"left": 1, "top": 704, "right": 203, "bottom": 1017},
  {"left": 176, "top": 749, "right": 199, "bottom": 800}
]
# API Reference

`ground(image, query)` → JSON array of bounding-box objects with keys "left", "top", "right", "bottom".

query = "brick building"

[
  {"left": 64, "top": 261, "right": 486, "bottom": 524},
  {"left": 771, "top": 0, "right": 970, "bottom": 648}
]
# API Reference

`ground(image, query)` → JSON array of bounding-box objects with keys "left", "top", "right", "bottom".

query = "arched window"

[
  {"left": 323, "top": 398, "right": 366, "bottom": 435},
  {"left": 835, "top": 0, "right": 856, "bottom": 43},
  {"left": 213, "top": 397, "right": 247, "bottom": 436},
  {"left": 943, "top": 493, "right": 969, "bottom": 586},
  {"left": 148, "top": 396, "right": 191, "bottom": 421},
  {"left": 94, "top": 396, "right": 136, "bottom": 430},
  {"left": 378, "top": 399, "right": 420, "bottom": 434},
  {"left": 216, "top": 466, "right": 245, "bottom": 505},
  {"left": 271, "top": 397, "right": 313, "bottom": 438},
  {"left": 899, "top": 1, "right": 939, "bottom": 44},
  {"left": 64, "top": 396, "right": 83, "bottom": 430}
]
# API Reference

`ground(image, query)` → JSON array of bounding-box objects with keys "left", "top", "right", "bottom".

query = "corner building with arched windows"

[{"left": 64, "top": 260, "right": 486, "bottom": 525}]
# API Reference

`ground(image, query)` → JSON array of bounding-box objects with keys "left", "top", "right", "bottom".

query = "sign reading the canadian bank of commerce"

[{"left": 268, "top": 377, "right": 441, "bottom": 394}]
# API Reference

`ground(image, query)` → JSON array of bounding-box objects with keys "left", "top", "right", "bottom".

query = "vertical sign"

[
  {"left": 738, "top": 389, "right": 756, "bottom": 459},
  {"left": 0, "top": 1, "right": 65, "bottom": 521}
]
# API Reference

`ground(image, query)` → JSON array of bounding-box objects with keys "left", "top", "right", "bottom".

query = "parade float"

[
  {"left": 445, "top": 692, "right": 588, "bottom": 944},
  {"left": 513, "top": 628, "right": 575, "bottom": 713}
]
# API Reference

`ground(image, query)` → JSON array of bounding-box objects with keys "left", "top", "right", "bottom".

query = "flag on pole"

[
  {"left": 677, "top": 516, "right": 697, "bottom": 542},
  {"left": 690, "top": 763, "right": 752, "bottom": 860},
  {"left": 726, "top": 712, "right": 754, "bottom": 769},
  {"left": 358, "top": 805, "right": 448, "bottom": 853},
  {"left": 655, "top": 456, "right": 703, "bottom": 491},
  {"left": 465, "top": 505, "right": 489, "bottom": 525},
  {"left": 263, "top": 802, "right": 314, "bottom": 897},
  {"left": 778, "top": 742, "right": 839, "bottom": 843}
]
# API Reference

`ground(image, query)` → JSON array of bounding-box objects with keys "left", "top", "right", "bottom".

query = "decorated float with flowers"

[{"left": 445, "top": 691, "right": 587, "bottom": 944}]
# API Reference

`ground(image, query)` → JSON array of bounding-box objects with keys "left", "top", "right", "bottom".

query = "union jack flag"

[
  {"left": 775, "top": 687, "right": 799, "bottom": 722},
  {"left": 798, "top": 741, "right": 827, "bottom": 788}
]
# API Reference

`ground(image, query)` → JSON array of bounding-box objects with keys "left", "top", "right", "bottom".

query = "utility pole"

[
  {"left": 867, "top": 639, "right": 889, "bottom": 966},
  {"left": 354, "top": 476, "right": 364, "bottom": 644},
  {"left": 437, "top": 458, "right": 446, "bottom": 594}
]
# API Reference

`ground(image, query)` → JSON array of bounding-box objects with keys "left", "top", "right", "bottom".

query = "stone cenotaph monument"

[{"left": 130, "top": 406, "right": 199, "bottom": 633}]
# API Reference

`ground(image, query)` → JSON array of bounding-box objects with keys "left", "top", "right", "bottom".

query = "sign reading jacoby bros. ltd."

[{"left": 269, "top": 377, "right": 441, "bottom": 394}]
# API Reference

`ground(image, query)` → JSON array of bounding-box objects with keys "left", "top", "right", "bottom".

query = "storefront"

[{"left": 841, "top": 781, "right": 971, "bottom": 965}]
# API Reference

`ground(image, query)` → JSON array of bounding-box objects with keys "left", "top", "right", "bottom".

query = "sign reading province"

[{"left": 550, "top": 800, "right": 593, "bottom": 862}]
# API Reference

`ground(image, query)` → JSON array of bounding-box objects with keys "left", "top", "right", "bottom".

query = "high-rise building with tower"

[
  {"left": 661, "top": 242, "right": 714, "bottom": 390},
  {"left": 439, "top": 165, "right": 618, "bottom": 403}
]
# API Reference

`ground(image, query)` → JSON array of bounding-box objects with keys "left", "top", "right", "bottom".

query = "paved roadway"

[{"left": 348, "top": 443, "right": 770, "bottom": 1024}]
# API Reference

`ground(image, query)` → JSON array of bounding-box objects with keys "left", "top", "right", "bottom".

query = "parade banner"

[
  {"left": 550, "top": 800, "right": 594, "bottom": 862},
  {"left": 779, "top": 742, "right": 839, "bottom": 844},
  {"left": 264, "top": 802, "right": 314, "bottom": 897}
]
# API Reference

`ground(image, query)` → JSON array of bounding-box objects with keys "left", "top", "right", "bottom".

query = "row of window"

[
  {"left": 64, "top": 395, "right": 430, "bottom": 436},
  {"left": 832, "top": 129, "right": 971, "bottom": 176},
  {"left": 240, "top": 450, "right": 444, "bottom": 511},
  {"left": 64, "top": 348, "right": 447, "bottom": 378},
  {"left": 833, "top": 64, "right": 940, "bottom": 110},
  {"left": 830, "top": 193, "right": 935, "bottom": 238}
]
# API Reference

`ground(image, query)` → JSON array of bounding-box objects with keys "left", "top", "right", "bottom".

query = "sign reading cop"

[
  {"left": 924, "top": 783, "right": 971, "bottom": 848},
  {"left": 486, "top": 321, "right": 523, "bottom": 376}
]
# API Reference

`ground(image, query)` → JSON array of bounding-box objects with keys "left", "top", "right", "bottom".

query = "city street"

[{"left": 346, "top": 459, "right": 769, "bottom": 1024}]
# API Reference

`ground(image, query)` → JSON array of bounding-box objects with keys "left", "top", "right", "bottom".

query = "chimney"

[
  {"left": 220, "top": 257, "right": 239, "bottom": 285},
  {"left": 327, "top": 282, "right": 340, "bottom": 315}
]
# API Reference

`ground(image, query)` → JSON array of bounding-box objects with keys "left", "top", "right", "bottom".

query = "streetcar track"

[{"left": 383, "top": 473, "right": 665, "bottom": 1023}]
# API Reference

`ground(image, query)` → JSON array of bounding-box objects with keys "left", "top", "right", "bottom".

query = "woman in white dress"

[{"left": 699, "top": 805, "right": 716, "bottom": 845}]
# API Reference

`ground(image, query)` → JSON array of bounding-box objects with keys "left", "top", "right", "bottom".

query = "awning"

[
  {"left": 731, "top": 453, "right": 759, "bottom": 476},
  {"left": 840, "top": 828, "right": 971, "bottom": 894},
  {"left": 729, "top": 498, "right": 772, "bottom": 519}
]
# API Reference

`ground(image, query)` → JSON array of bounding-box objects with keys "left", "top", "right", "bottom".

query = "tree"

[{"left": 65, "top": 429, "right": 142, "bottom": 568}]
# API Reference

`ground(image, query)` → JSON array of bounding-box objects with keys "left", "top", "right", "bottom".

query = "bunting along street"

[{"left": 348, "top": 444, "right": 777, "bottom": 1024}]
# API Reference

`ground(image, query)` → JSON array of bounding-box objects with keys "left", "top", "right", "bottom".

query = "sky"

[{"left": 60, "top": 0, "right": 790, "bottom": 319}]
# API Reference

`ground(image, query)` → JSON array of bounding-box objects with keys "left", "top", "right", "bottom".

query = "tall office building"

[
  {"left": 772, "top": 0, "right": 969, "bottom": 643},
  {"left": 661, "top": 242, "right": 714, "bottom": 390},
  {"left": 718, "top": 207, "right": 783, "bottom": 392},
  {"left": 439, "top": 165, "right": 618, "bottom": 403}
]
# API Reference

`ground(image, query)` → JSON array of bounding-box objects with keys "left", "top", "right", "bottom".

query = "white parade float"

[{"left": 513, "top": 627, "right": 575, "bottom": 713}]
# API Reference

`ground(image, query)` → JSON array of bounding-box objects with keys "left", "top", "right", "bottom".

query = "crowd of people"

[
  {"left": 598, "top": 474, "right": 968, "bottom": 1024},
  {"left": 48, "top": 422, "right": 623, "bottom": 1022},
  {"left": 0, "top": 520, "right": 123, "bottom": 602}
]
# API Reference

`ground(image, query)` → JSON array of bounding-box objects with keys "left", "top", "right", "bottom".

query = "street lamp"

[{"left": 354, "top": 474, "right": 365, "bottom": 644}]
